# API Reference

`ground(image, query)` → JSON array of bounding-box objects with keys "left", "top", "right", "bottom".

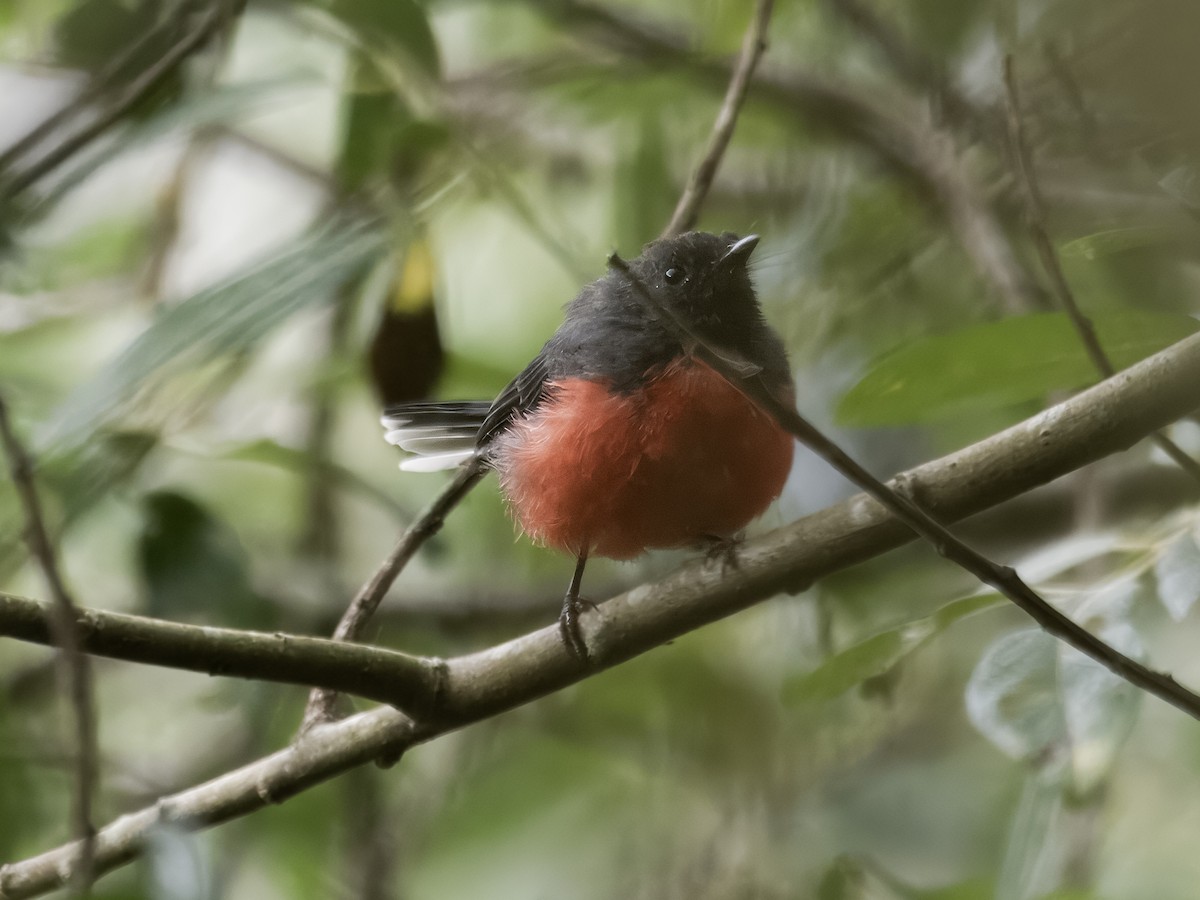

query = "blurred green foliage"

[{"left": 4, "top": 0, "right": 1200, "bottom": 897}]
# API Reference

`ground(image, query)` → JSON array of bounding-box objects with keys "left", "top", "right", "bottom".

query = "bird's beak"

[{"left": 721, "top": 234, "right": 759, "bottom": 266}]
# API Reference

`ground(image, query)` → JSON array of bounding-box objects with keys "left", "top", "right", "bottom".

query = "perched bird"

[{"left": 382, "top": 231, "right": 795, "bottom": 660}]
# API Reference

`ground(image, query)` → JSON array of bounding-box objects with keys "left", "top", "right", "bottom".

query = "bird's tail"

[{"left": 381, "top": 401, "right": 492, "bottom": 472}]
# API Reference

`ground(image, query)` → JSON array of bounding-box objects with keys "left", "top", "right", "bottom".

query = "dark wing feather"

[
  {"left": 381, "top": 400, "right": 493, "bottom": 430},
  {"left": 477, "top": 354, "right": 551, "bottom": 447},
  {"left": 380, "top": 356, "right": 549, "bottom": 470}
]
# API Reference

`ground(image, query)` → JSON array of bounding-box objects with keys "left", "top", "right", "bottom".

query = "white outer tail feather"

[
  {"left": 382, "top": 415, "right": 479, "bottom": 472},
  {"left": 399, "top": 450, "right": 476, "bottom": 472}
]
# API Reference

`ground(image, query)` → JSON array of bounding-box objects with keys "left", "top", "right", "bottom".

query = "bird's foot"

[
  {"left": 558, "top": 592, "right": 596, "bottom": 663},
  {"left": 699, "top": 533, "right": 744, "bottom": 571}
]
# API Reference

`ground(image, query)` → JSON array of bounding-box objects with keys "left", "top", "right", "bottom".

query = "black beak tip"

[{"left": 724, "top": 234, "right": 760, "bottom": 264}]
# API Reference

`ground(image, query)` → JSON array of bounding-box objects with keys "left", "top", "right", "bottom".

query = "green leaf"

[
  {"left": 1160, "top": 165, "right": 1200, "bottom": 214},
  {"left": 783, "top": 593, "right": 1001, "bottom": 704},
  {"left": 214, "top": 438, "right": 409, "bottom": 522},
  {"left": 966, "top": 629, "right": 1062, "bottom": 764},
  {"left": 42, "top": 219, "right": 386, "bottom": 450},
  {"left": 334, "top": 57, "right": 450, "bottom": 192},
  {"left": 0, "top": 430, "right": 157, "bottom": 581},
  {"left": 914, "top": 881, "right": 995, "bottom": 900},
  {"left": 1059, "top": 226, "right": 1180, "bottom": 260},
  {"left": 996, "top": 773, "right": 1063, "bottom": 900},
  {"left": 54, "top": 0, "right": 186, "bottom": 110},
  {"left": 615, "top": 114, "right": 674, "bottom": 253},
  {"left": 966, "top": 623, "right": 1142, "bottom": 792},
  {"left": 22, "top": 78, "right": 308, "bottom": 224},
  {"left": 837, "top": 311, "right": 1200, "bottom": 427},
  {"left": 43, "top": 430, "right": 159, "bottom": 525},
  {"left": 816, "top": 856, "right": 907, "bottom": 900},
  {"left": 138, "top": 490, "right": 271, "bottom": 628},
  {"left": 325, "top": 0, "right": 440, "bottom": 77},
  {"left": 1, "top": 216, "right": 148, "bottom": 294},
  {"left": 336, "top": 56, "right": 407, "bottom": 192},
  {"left": 1153, "top": 528, "right": 1200, "bottom": 621}
]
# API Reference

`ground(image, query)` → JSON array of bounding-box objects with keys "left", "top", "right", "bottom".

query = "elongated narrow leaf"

[
  {"left": 783, "top": 593, "right": 1002, "bottom": 704},
  {"left": 42, "top": 219, "right": 386, "bottom": 450},
  {"left": 34, "top": 78, "right": 310, "bottom": 218},
  {"left": 1059, "top": 226, "right": 1180, "bottom": 260},
  {"left": 302, "top": 0, "right": 440, "bottom": 77},
  {"left": 215, "top": 438, "right": 410, "bottom": 521},
  {"left": 995, "top": 773, "right": 1063, "bottom": 900},
  {"left": 837, "top": 311, "right": 1199, "bottom": 427},
  {"left": 1153, "top": 528, "right": 1200, "bottom": 621}
]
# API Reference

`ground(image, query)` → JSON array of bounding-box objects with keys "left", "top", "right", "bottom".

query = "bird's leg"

[
  {"left": 698, "top": 532, "right": 743, "bottom": 571},
  {"left": 559, "top": 552, "right": 592, "bottom": 663}
]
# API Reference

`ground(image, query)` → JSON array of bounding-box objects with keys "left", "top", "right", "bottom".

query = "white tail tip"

[{"left": 399, "top": 450, "right": 476, "bottom": 473}]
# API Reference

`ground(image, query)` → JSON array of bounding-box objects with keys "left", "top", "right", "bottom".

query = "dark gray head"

[
  {"left": 623, "top": 230, "right": 763, "bottom": 336},
  {"left": 544, "top": 230, "right": 790, "bottom": 392}
]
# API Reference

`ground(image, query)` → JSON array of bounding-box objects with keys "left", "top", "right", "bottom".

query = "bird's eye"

[{"left": 664, "top": 266, "right": 686, "bottom": 284}]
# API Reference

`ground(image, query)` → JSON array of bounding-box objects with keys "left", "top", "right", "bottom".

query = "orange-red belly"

[{"left": 492, "top": 361, "right": 794, "bottom": 559}]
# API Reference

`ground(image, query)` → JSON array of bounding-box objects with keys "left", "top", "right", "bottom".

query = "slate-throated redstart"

[{"left": 382, "top": 231, "right": 795, "bottom": 660}]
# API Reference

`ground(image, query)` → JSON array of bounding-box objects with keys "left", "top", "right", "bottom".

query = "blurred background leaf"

[{"left": 838, "top": 311, "right": 1200, "bottom": 427}]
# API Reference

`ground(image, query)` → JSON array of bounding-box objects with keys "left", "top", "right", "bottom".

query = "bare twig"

[
  {"left": 0, "top": 2, "right": 196, "bottom": 174},
  {"left": 0, "top": 0, "right": 236, "bottom": 204},
  {"left": 825, "top": 0, "right": 984, "bottom": 134},
  {"left": 0, "top": 592, "right": 444, "bottom": 712},
  {"left": 458, "top": 138, "right": 593, "bottom": 282},
  {"left": 608, "top": 252, "right": 1200, "bottom": 720},
  {"left": 6, "top": 326, "right": 1200, "bottom": 897},
  {"left": 215, "top": 126, "right": 336, "bottom": 191},
  {"left": 297, "top": 279, "right": 357, "bottom": 591},
  {"left": 0, "top": 397, "right": 97, "bottom": 893},
  {"left": 1041, "top": 41, "right": 1105, "bottom": 164},
  {"left": 1002, "top": 56, "right": 1200, "bottom": 483},
  {"left": 662, "top": 0, "right": 774, "bottom": 237},
  {"left": 299, "top": 459, "right": 488, "bottom": 732}
]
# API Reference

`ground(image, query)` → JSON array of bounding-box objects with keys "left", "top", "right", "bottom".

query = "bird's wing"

[
  {"left": 380, "top": 355, "right": 551, "bottom": 472},
  {"left": 477, "top": 353, "right": 551, "bottom": 447}
]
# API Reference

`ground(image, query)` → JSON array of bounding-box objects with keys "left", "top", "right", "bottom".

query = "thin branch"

[
  {"left": 0, "top": 592, "right": 444, "bottom": 713},
  {"left": 0, "top": 0, "right": 236, "bottom": 204},
  {"left": 824, "top": 0, "right": 984, "bottom": 135},
  {"left": 662, "top": 0, "right": 774, "bottom": 237},
  {"left": 608, "top": 252, "right": 1200, "bottom": 721},
  {"left": 0, "top": 2, "right": 195, "bottom": 173},
  {"left": 299, "top": 459, "right": 488, "bottom": 732},
  {"left": 214, "top": 126, "right": 337, "bottom": 192},
  {"left": 6, "top": 326, "right": 1200, "bottom": 897},
  {"left": 1002, "top": 56, "right": 1200, "bottom": 484},
  {"left": 1041, "top": 41, "right": 1106, "bottom": 164},
  {"left": 0, "top": 397, "right": 97, "bottom": 893},
  {"left": 458, "top": 138, "right": 593, "bottom": 283}
]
